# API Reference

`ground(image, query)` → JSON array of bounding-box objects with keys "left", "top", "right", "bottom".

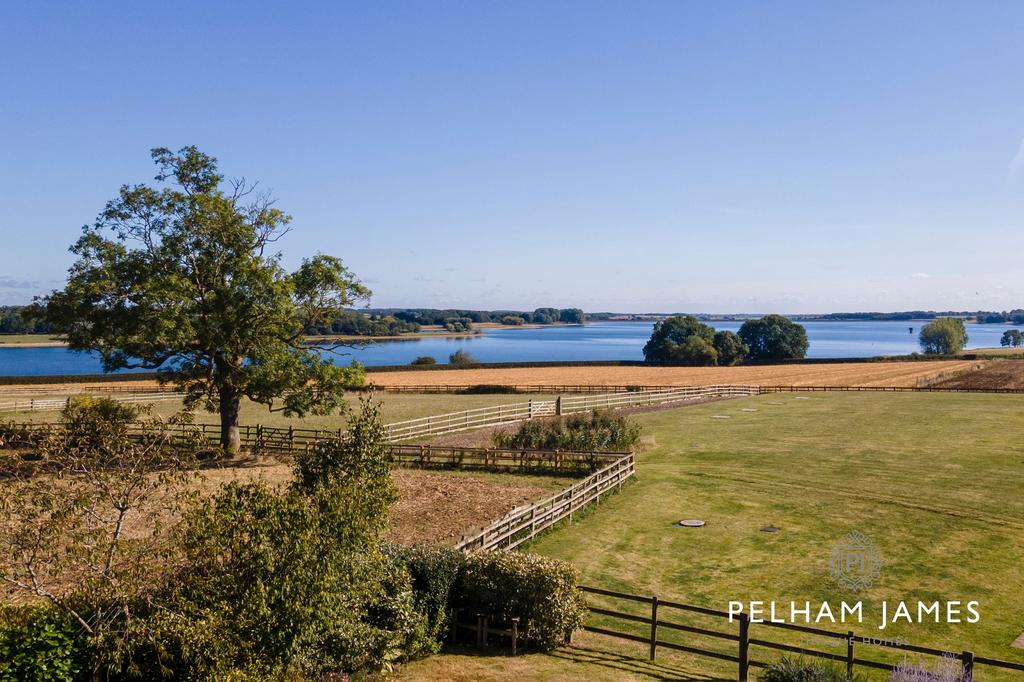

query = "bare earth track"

[{"left": 929, "top": 359, "right": 1024, "bottom": 390}]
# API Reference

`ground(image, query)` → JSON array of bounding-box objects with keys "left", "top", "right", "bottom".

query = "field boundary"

[
  {"left": 454, "top": 452, "right": 635, "bottom": 552},
  {"left": 373, "top": 383, "right": 1024, "bottom": 395},
  {"left": 578, "top": 585, "right": 1024, "bottom": 680}
]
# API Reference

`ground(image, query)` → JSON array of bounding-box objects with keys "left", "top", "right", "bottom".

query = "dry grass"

[
  {"left": 367, "top": 360, "right": 978, "bottom": 389},
  {"left": 0, "top": 461, "right": 568, "bottom": 604},
  {"left": 930, "top": 359, "right": 1024, "bottom": 389}
]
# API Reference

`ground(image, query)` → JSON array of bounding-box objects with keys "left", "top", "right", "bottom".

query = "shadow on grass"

[{"left": 545, "top": 644, "right": 732, "bottom": 681}]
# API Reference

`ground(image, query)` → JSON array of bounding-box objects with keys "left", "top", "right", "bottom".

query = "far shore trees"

[
  {"left": 919, "top": 318, "right": 969, "bottom": 355},
  {"left": 1000, "top": 329, "right": 1023, "bottom": 348},
  {"left": 738, "top": 315, "right": 809, "bottom": 360},
  {"left": 36, "top": 147, "right": 368, "bottom": 451}
]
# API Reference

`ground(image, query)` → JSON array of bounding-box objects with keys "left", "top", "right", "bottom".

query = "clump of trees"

[
  {"left": 0, "top": 306, "right": 53, "bottom": 334},
  {"left": 642, "top": 316, "right": 749, "bottom": 366},
  {"left": 306, "top": 310, "right": 420, "bottom": 336},
  {"left": 1000, "top": 329, "right": 1023, "bottom": 348},
  {"left": 918, "top": 318, "right": 969, "bottom": 355},
  {"left": 35, "top": 147, "right": 367, "bottom": 452},
  {"left": 410, "top": 356, "right": 437, "bottom": 365},
  {"left": 643, "top": 314, "right": 809, "bottom": 365},
  {"left": 737, "top": 314, "right": 809, "bottom": 361},
  {"left": 449, "top": 349, "right": 478, "bottom": 366},
  {"left": 500, "top": 315, "right": 527, "bottom": 325},
  {"left": 444, "top": 317, "right": 474, "bottom": 333},
  {"left": 388, "top": 307, "right": 586, "bottom": 326}
]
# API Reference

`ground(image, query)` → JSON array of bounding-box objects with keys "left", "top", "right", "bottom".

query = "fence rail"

[
  {"left": 578, "top": 586, "right": 1024, "bottom": 680},
  {"left": 0, "top": 393, "right": 183, "bottom": 413},
  {"left": 455, "top": 452, "right": 635, "bottom": 552}
]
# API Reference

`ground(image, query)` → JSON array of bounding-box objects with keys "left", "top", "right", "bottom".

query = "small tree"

[
  {"left": 558, "top": 308, "right": 586, "bottom": 324},
  {"left": 918, "top": 318, "right": 968, "bottom": 355},
  {"left": 0, "top": 397, "right": 202, "bottom": 672},
  {"left": 37, "top": 147, "right": 369, "bottom": 452},
  {"left": 713, "top": 330, "right": 749, "bottom": 366},
  {"left": 738, "top": 315, "right": 809, "bottom": 360},
  {"left": 449, "top": 349, "right": 478, "bottom": 366},
  {"left": 642, "top": 315, "right": 719, "bottom": 366},
  {"left": 1000, "top": 329, "right": 1022, "bottom": 348},
  {"left": 410, "top": 356, "right": 437, "bottom": 365}
]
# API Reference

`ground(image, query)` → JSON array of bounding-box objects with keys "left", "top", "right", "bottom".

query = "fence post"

[
  {"left": 649, "top": 595, "right": 659, "bottom": 660},
  {"left": 738, "top": 613, "right": 750, "bottom": 681},
  {"left": 511, "top": 617, "right": 519, "bottom": 656},
  {"left": 961, "top": 650, "right": 974, "bottom": 681},
  {"left": 846, "top": 631, "right": 854, "bottom": 678},
  {"left": 555, "top": 396, "right": 562, "bottom": 415}
]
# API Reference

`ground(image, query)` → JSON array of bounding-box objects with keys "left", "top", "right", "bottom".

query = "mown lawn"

[{"left": 406, "top": 393, "right": 1024, "bottom": 680}]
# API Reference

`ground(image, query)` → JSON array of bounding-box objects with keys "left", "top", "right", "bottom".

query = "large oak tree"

[{"left": 39, "top": 147, "right": 369, "bottom": 451}]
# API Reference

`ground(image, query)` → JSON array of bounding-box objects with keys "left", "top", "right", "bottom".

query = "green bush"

[
  {"left": 0, "top": 605, "right": 82, "bottom": 682},
  {"left": 760, "top": 656, "right": 859, "bottom": 681},
  {"left": 448, "top": 350, "right": 478, "bottom": 366},
  {"left": 385, "top": 544, "right": 464, "bottom": 651},
  {"left": 410, "top": 356, "right": 437, "bottom": 365},
  {"left": 457, "top": 384, "right": 521, "bottom": 394},
  {"left": 457, "top": 552, "right": 586, "bottom": 650},
  {"left": 494, "top": 410, "right": 640, "bottom": 451}
]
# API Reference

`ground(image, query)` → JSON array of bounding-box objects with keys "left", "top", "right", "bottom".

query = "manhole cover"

[
  {"left": 760, "top": 526, "right": 780, "bottom": 533},
  {"left": 678, "top": 519, "right": 706, "bottom": 528},
  {"left": 711, "top": 415, "right": 731, "bottom": 420}
]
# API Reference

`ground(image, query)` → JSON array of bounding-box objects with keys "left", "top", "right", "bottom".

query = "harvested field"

[
  {"left": 368, "top": 360, "right": 978, "bottom": 389},
  {"left": 930, "top": 359, "right": 1024, "bottom": 389}
]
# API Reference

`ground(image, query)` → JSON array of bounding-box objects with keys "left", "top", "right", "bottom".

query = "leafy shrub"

[
  {"left": 457, "top": 552, "right": 586, "bottom": 650},
  {"left": 760, "top": 656, "right": 858, "bottom": 681},
  {"left": 130, "top": 400, "right": 427, "bottom": 678},
  {"left": 449, "top": 350, "right": 478, "bottom": 366},
  {"left": 385, "top": 544, "right": 464, "bottom": 650},
  {"left": 458, "top": 384, "right": 520, "bottom": 394},
  {"left": 0, "top": 605, "right": 82, "bottom": 682},
  {"left": 410, "top": 356, "right": 437, "bottom": 365},
  {"left": 494, "top": 411, "right": 640, "bottom": 451}
]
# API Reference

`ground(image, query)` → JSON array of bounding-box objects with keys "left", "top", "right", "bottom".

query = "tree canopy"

[
  {"left": 1001, "top": 329, "right": 1023, "bottom": 348},
  {"left": 737, "top": 315, "right": 809, "bottom": 360},
  {"left": 37, "top": 146, "right": 369, "bottom": 450},
  {"left": 918, "top": 318, "right": 969, "bottom": 355}
]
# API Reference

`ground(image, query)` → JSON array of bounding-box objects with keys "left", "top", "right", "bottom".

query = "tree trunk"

[{"left": 219, "top": 389, "right": 241, "bottom": 453}]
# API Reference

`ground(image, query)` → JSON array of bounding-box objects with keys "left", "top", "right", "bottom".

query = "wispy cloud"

[{"left": 910, "top": 272, "right": 931, "bottom": 280}]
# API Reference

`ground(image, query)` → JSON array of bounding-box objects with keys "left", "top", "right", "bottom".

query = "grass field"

[
  {"left": 0, "top": 334, "right": 65, "bottom": 346},
  {"left": 404, "top": 392, "right": 1024, "bottom": 680},
  {"left": 1, "top": 392, "right": 560, "bottom": 429},
  {"left": 367, "top": 360, "right": 979, "bottom": 389}
]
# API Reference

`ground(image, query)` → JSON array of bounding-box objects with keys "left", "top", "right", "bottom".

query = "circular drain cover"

[
  {"left": 760, "top": 526, "right": 780, "bottom": 533},
  {"left": 678, "top": 519, "right": 706, "bottom": 528}
]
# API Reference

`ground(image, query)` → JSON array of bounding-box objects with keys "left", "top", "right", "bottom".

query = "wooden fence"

[
  {"left": 454, "top": 452, "right": 635, "bottom": 552},
  {"left": 0, "top": 392, "right": 184, "bottom": 414},
  {"left": 579, "top": 585, "right": 1024, "bottom": 680}
]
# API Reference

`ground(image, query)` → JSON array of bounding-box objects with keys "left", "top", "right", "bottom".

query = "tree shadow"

[{"left": 544, "top": 645, "right": 732, "bottom": 681}]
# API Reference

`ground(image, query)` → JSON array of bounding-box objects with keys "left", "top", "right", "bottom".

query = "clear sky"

[{"left": 2, "top": 2, "right": 1023, "bottom": 313}]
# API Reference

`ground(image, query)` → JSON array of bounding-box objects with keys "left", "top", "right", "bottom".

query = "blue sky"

[{"left": 1, "top": 2, "right": 1023, "bottom": 313}]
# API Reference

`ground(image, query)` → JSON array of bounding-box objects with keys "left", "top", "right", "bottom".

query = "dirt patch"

[
  {"left": 929, "top": 360, "right": 1024, "bottom": 390},
  {"left": 367, "top": 361, "right": 976, "bottom": 389},
  {"left": 1, "top": 461, "right": 560, "bottom": 603}
]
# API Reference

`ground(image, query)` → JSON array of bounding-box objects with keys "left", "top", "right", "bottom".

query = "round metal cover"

[
  {"left": 760, "top": 526, "right": 780, "bottom": 533},
  {"left": 677, "top": 519, "right": 706, "bottom": 527}
]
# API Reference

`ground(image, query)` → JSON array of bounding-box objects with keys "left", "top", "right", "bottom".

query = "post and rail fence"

[{"left": 578, "top": 585, "right": 1024, "bottom": 680}]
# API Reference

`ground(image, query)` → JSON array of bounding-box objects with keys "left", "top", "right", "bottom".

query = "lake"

[{"left": 0, "top": 320, "right": 1017, "bottom": 377}]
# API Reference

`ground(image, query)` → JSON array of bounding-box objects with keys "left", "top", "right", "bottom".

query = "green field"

[
  {"left": 3, "top": 392, "right": 558, "bottom": 430},
  {"left": 406, "top": 392, "right": 1024, "bottom": 680}
]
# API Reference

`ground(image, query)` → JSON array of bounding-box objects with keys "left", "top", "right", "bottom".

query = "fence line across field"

[
  {"left": 0, "top": 393, "right": 183, "bottom": 413},
  {"left": 577, "top": 585, "right": 1024, "bottom": 680},
  {"left": 454, "top": 452, "right": 635, "bottom": 552}
]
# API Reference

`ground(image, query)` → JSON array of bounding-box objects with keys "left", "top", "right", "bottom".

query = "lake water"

[{"left": 0, "top": 320, "right": 1017, "bottom": 377}]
